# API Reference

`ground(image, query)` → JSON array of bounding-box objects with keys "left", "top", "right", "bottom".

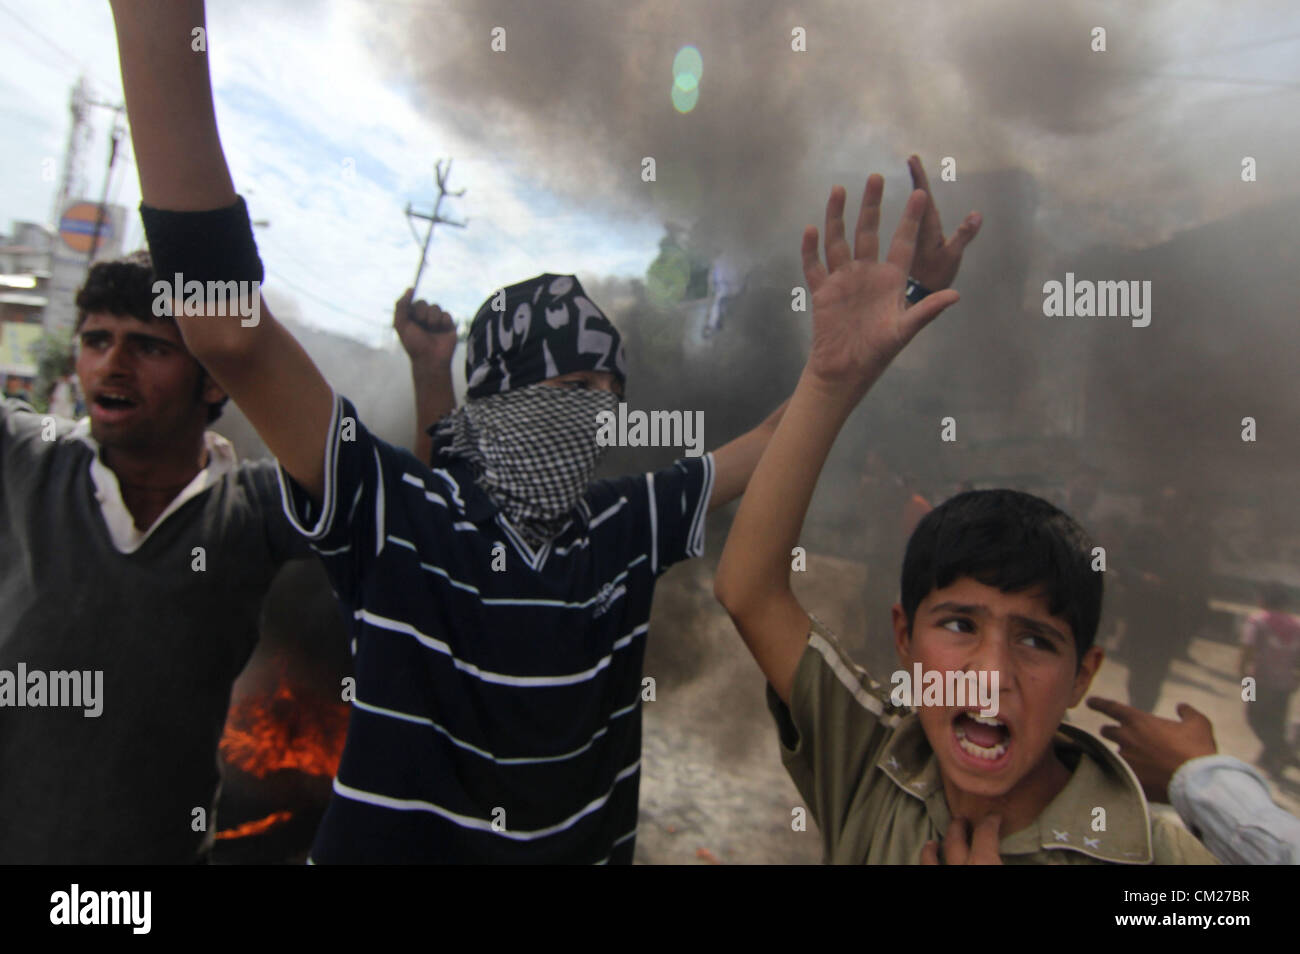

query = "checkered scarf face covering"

[{"left": 433, "top": 383, "right": 619, "bottom": 548}]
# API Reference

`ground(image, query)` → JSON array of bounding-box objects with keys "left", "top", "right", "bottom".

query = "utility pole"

[
  {"left": 50, "top": 77, "right": 126, "bottom": 262},
  {"left": 43, "top": 79, "right": 129, "bottom": 333},
  {"left": 404, "top": 159, "right": 467, "bottom": 319},
  {"left": 85, "top": 103, "right": 126, "bottom": 267},
  {"left": 50, "top": 78, "right": 91, "bottom": 231}
]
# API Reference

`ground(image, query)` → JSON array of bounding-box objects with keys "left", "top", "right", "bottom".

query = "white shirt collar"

[{"left": 70, "top": 417, "right": 238, "bottom": 554}]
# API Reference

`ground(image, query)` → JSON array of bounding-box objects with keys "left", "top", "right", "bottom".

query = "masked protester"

[
  {"left": 261, "top": 270, "right": 777, "bottom": 863},
  {"left": 273, "top": 273, "right": 768, "bottom": 863}
]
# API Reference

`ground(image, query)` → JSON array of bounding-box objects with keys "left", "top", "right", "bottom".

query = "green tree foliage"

[{"left": 31, "top": 326, "right": 76, "bottom": 413}]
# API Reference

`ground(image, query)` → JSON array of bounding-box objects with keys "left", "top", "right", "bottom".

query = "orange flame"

[
  {"left": 220, "top": 668, "right": 348, "bottom": 779},
  {"left": 215, "top": 811, "right": 294, "bottom": 841}
]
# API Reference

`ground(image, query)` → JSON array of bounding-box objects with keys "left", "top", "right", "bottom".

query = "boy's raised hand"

[
  {"left": 907, "top": 155, "right": 982, "bottom": 293},
  {"left": 802, "top": 178, "right": 960, "bottom": 398}
]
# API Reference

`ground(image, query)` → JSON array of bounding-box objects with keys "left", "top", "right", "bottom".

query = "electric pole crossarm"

[{"left": 403, "top": 158, "right": 468, "bottom": 299}]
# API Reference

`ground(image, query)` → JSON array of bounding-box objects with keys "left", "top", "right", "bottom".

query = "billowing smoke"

[{"left": 363, "top": 0, "right": 1296, "bottom": 253}]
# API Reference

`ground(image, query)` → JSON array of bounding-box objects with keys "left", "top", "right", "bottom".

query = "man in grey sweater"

[{"left": 0, "top": 252, "right": 452, "bottom": 862}]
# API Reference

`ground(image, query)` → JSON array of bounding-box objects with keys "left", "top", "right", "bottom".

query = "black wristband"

[
  {"left": 138, "top": 196, "right": 264, "bottom": 286},
  {"left": 905, "top": 277, "right": 933, "bottom": 305}
]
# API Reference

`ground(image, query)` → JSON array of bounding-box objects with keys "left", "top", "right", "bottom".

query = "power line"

[
  {"left": 256, "top": 229, "right": 399, "bottom": 320},
  {"left": 260, "top": 261, "right": 384, "bottom": 330},
  {"left": 0, "top": 1, "right": 117, "bottom": 93}
]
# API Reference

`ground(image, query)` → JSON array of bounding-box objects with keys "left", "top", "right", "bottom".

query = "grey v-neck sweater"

[{"left": 0, "top": 399, "right": 307, "bottom": 862}]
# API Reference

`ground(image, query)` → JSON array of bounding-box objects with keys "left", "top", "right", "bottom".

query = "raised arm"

[
  {"left": 707, "top": 398, "right": 787, "bottom": 512},
  {"left": 393, "top": 288, "right": 458, "bottom": 464},
  {"left": 706, "top": 156, "right": 978, "bottom": 516},
  {"left": 110, "top": 0, "right": 334, "bottom": 502},
  {"left": 713, "top": 175, "right": 959, "bottom": 704}
]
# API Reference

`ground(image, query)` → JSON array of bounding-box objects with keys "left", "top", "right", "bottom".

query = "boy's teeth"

[{"left": 955, "top": 731, "right": 1009, "bottom": 760}]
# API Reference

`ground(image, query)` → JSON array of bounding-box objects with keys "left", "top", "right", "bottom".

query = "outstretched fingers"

[
  {"left": 885, "top": 189, "right": 929, "bottom": 273},
  {"left": 900, "top": 288, "right": 959, "bottom": 343},
  {"left": 945, "top": 211, "right": 983, "bottom": 258},
  {"left": 852, "top": 173, "right": 884, "bottom": 263},
  {"left": 908, "top": 156, "right": 943, "bottom": 251},
  {"left": 823, "top": 185, "right": 852, "bottom": 273},
  {"left": 1087, "top": 695, "right": 1140, "bottom": 725},
  {"left": 801, "top": 224, "right": 828, "bottom": 292}
]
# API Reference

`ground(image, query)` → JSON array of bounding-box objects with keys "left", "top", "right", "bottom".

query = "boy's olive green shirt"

[{"left": 767, "top": 618, "right": 1219, "bottom": 864}]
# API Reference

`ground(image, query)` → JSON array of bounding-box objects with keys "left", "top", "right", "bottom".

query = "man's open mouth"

[
  {"left": 953, "top": 711, "right": 1012, "bottom": 762},
  {"left": 94, "top": 391, "right": 139, "bottom": 411}
]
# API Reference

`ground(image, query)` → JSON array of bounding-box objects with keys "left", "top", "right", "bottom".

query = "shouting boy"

[{"left": 713, "top": 175, "right": 1217, "bottom": 864}]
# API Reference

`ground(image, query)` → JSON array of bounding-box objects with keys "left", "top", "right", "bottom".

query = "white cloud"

[{"left": 0, "top": 0, "right": 659, "bottom": 347}]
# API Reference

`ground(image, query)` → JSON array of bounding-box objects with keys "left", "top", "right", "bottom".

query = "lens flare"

[
  {"left": 671, "top": 45, "right": 703, "bottom": 113},
  {"left": 672, "top": 45, "right": 703, "bottom": 82},
  {"left": 671, "top": 84, "right": 700, "bottom": 113}
]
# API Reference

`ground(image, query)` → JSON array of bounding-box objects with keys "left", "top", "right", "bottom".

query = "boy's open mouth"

[{"left": 952, "top": 711, "right": 1012, "bottom": 765}]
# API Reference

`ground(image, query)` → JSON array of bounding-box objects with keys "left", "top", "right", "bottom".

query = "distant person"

[
  {"left": 3, "top": 375, "right": 29, "bottom": 401},
  {"left": 48, "top": 371, "right": 78, "bottom": 419},
  {"left": 858, "top": 451, "right": 904, "bottom": 671},
  {"left": 1089, "top": 695, "right": 1300, "bottom": 864},
  {"left": 1123, "top": 485, "right": 1211, "bottom": 712},
  {"left": 901, "top": 479, "right": 933, "bottom": 538},
  {"left": 858, "top": 454, "right": 932, "bottom": 674},
  {"left": 703, "top": 255, "right": 744, "bottom": 339},
  {"left": 1062, "top": 465, "right": 1101, "bottom": 525},
  {"left": 1240, "top": 582, "right": 1300, "bottom": 775}
]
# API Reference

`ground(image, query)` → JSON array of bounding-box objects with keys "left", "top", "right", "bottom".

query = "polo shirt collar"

[
  {"left": 429, "top": 455, "right": 497, "bottom": 524},
  {"left": 877, "top": 714, "right": 1153, "bottom": 864},
  {"left": 428, "top": 452, "right": 597, "bottom": 571},
  {"left": 70, "top": 417, "right": 237, "bottom": 554}
]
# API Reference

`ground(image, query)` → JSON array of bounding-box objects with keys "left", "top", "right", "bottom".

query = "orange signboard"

[{"left": 58, "top": 201, "right": 115, "bottom": 255}]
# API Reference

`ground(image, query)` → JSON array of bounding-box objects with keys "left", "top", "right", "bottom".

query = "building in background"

[
  {"left": 0, "top": 200, "right": 125, "bottom": 402},
  {"left": 0, "top": 220, "right": 54, "bottom": 399}
]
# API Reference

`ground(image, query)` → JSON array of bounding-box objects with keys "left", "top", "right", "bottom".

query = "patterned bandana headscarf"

[
  {"left": 433, "top": 274, "right": 627, "bottom": 548},
  {"left": 463, "top": 273, "right": 626, "bottom": 398}
]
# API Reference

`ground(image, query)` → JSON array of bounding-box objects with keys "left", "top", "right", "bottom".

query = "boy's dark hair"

[
  {"left": 900, "top": 489, "right": 1102, "bottom": 662},
  {"left": 74, "top": 250, "right": 227, "bottom": 423}
]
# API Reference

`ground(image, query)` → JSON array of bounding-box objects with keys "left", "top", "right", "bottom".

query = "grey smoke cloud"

[{"left": 362, "top": 0, "right": 1295, "bottom": 257}]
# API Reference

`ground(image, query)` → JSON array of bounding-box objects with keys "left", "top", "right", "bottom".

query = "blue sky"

[{"left": 0, "top": 0, "right": 663, "bottom": 347}]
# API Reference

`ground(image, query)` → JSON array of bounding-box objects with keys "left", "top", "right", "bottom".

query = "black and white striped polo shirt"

[{"left": 278, "top": 394, "right": 714, "bottom": 863}]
